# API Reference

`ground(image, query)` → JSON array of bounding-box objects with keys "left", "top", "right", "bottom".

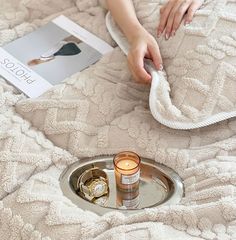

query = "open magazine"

[{"left": 0, "top": 15, "right": 113, "bottom": 98}]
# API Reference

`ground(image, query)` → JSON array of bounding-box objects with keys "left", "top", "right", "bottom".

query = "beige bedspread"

[{"left": 0, "top": 0, "right": 236, "bottom": 239}]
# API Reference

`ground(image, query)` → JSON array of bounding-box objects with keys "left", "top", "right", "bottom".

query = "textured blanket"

[
  {"left": 1, "top": 0, "right": 236, "bottom": 239},
  {"left": 107, "top": 0, "right": 236, "bottom": 129}
]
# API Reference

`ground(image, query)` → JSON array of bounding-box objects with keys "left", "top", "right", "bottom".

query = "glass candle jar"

[{"left": 113, "top": 151, "right": 141, "bottom": 192}]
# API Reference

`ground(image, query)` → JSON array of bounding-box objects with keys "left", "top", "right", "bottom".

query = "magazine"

[{"left": 0, "top": 15, "right": 113, "bottom": 98}]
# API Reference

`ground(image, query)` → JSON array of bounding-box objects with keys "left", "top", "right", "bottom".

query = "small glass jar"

[{"left": 113, "top": 151, "right": 141, "bottom": 192}]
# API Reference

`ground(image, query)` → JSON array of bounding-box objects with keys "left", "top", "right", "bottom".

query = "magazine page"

[{"left": 0, "top": 15, "right": 113, "bottom": 98}]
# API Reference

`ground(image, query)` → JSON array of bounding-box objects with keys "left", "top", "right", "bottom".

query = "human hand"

[
  {"left": 128, "top": 28, "right": 163, "bottom": 84},
  {"left": 157, "top": 0, "right": 205, "bottom": 39}
]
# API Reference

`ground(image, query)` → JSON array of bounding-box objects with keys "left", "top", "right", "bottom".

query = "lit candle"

[{"left": 113, "top": 151, "right": 141, "bottom": 192}]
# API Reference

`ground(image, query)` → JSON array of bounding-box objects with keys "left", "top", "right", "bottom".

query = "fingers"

[
  {"left": 164, "top": 0, "right": 185, "bottom": 39},
  {"left": 185, "top": 1, "right": 203, "bottom": 24},
  {"left": 157, "top": 0, "right": 175, "bottom": 37},
  {"left": 128, "top": 39, "right": 163, "bottom": 84},
  {"left": 128, "top": 47, "right": 152, "bottom": 84},
  {"left": 157, "top": 0, "right": 204, "bottom": 39},
  {"left": 128, "top": 61, "right": 151, "bottom": 85},
  {"left": 172, "top": 1, "right": 191, "bottom": 32}
]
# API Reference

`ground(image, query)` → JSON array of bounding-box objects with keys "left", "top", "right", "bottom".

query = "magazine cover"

[{"left": 0, "top": 15, "right": 113, "bottom": 98}]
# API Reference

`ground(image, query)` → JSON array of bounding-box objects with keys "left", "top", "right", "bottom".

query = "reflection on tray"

[
  {"left": 116, "top": 188, "right": 140, "bottom": 209},
  {"left": 93, "top": 195, "right": 109, "bottom": 206},
  {"left": 93, "top": 188, "right": 140, "bottom": 209}
]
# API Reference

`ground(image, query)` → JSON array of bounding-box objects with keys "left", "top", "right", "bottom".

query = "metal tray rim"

[{"left": 59, "top": 155, "right": 184, "bottom": 215}]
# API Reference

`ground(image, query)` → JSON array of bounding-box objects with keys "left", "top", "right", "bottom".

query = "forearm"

[{"left": 106, "top": 0, "right": 144, "bottom": 42}]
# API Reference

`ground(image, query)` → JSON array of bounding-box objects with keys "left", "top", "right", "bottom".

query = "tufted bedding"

[
  {"left": 0, "top": 0, "right": 236, "bottom": 239},
  {"left": 107, "top": 0, "right": 236, "bottom": 130}
]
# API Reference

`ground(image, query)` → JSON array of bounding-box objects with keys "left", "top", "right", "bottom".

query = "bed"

[{"left": 0, "top": 0, "right": 236, "bottom": 239}]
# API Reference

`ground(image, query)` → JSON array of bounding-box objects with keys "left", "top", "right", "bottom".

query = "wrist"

[{"left": 125, "top": 23, "right": 147, "bottom": 43}]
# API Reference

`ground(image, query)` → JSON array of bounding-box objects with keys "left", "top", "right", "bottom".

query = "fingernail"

[
  {"left": 171, "top": 30, "right": 175, "bottom": 37},
  {"left": 165, "top": 33, "right": 169, "bottom": 40},
  {"left": 184, "top": 21, "right": 191, "bottom": 26},
  {"left": 157, "top": 30, "right": 162, "bottom": 38}
]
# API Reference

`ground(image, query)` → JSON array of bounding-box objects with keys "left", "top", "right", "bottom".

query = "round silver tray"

[{"left": 59, "top": 155, "right": 184, "bottom": 215}]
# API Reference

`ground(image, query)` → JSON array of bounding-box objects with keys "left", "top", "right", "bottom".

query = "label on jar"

[
  {"left": 121, "top": 170, "right": 140, "bottom": 185},
  {"left": 122, "top": 195, "right": 140, "bottom": 208}
]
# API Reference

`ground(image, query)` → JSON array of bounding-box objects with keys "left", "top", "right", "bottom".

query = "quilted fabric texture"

[
  {"left": 107, "top": 0, "right": 236, "bottom": 129},
  {"left": 0, "top": 78, "right": 76, "bottom": 200},
  {"left": 1, "top": 0, "right": 236, "bottom": 239}
]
